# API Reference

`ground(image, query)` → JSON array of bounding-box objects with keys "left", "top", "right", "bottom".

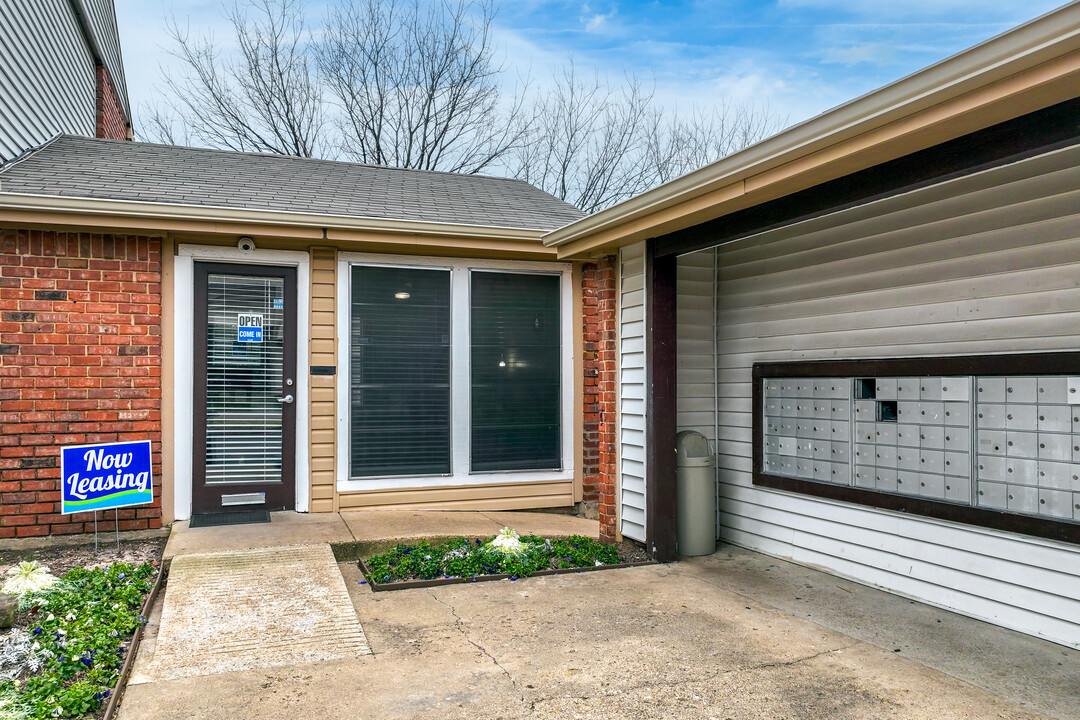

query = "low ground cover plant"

[
  {"left": 0, "top": 561, "right": 155, "bottom": 719},
  {"left": 363, "top": 529, "right": 621, "bottom": 584}
]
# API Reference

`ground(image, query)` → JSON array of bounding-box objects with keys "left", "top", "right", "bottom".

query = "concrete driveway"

[{"left": 117, "top": 540, "right": 1079, "bottom": 719}]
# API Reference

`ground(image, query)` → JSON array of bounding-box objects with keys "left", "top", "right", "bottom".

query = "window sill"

[{"left": 337, "top": 469, "right": 574, "bottom": 493}]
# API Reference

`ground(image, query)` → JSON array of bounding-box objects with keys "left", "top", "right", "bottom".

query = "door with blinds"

[{"left": 192, "top": 263, "right": 297, "bottom": 513}]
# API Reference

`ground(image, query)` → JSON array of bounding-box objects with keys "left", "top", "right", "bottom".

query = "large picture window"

[
  {"left": 341, "top": 257, "right": 570, "bottom": 489},
  {"left": 349, "top": 266, "right": 451, "bottom": 477},
  {"left": 470, "top": 271, "right": 561, "bottom": 472}
]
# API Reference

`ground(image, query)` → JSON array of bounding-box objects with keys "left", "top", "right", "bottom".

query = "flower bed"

[
  {"left": 0, "top": 561, "right": 158, "bottom": 719},
  {"left": 358, "top": 529, "right": 653, "bottom": 591}
]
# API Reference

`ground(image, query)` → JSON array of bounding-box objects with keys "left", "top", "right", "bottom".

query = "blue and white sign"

[
  {"left": 61, "top": 440, "right": 153, "bottom": 514},
  {"left": 238, "top": 313, "right": 263, "bottom": 342}
]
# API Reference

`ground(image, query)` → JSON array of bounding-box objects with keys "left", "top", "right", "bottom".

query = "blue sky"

[{"left": 115, "top": 0, "right": 1068, "bottom": 137}]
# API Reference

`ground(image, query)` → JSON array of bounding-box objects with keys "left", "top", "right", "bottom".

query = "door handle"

[{"left": 277, "top": 394, "right": 295, "bottom": 404}]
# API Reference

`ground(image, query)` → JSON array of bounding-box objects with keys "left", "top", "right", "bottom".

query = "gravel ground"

[
  {"left": 0, "top": 537, "right": 167, "bottom": 579},
  {"left": 613, "top": 540, "right": 651, "bottom": 564}
]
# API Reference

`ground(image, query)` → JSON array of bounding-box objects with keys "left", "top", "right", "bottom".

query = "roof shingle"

[{"left": 0, "top": 135, "right": 584, "bottom": 231}]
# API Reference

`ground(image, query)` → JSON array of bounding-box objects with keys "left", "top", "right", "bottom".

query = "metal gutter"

[{"left": 541, "top": 1, "right": 1080, "bottom": 252}]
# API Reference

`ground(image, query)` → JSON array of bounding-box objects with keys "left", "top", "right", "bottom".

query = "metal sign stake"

[
  {"left": 93, "top": 511, "right": 98, "bottom": 552},
  {"left": 114, "top": 508, "right": 120, "bottom": 552}
]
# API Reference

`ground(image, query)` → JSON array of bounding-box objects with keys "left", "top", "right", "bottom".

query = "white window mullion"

[{"left": 450, "top": 268, "right": 472, "bottom": 476}]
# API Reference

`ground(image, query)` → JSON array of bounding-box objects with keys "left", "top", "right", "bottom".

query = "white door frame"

[{"left": 173, "top": 244, "right": 310, "bottom": 520}]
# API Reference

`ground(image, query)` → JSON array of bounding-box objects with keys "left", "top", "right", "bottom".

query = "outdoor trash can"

[{"left": 675, "top": 430, "right": 717, "bottom": 556}]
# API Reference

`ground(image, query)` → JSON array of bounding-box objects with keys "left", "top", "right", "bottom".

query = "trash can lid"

[{"left": 675, "top": 430, "right": 713, "bottom": 466}]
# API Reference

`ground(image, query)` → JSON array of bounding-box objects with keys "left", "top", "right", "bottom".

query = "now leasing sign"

[{"left": 61, "top": 440, "right": 153, "bottom": 514}]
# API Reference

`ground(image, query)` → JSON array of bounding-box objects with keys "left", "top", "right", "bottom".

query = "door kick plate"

[{"left": 221, "top": 492, "right": 266, "bottom": 506}]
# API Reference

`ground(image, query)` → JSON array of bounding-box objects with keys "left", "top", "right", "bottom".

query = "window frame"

[
  {"left": 337, "top": 253, "right": 574, "bottom": 492},
  {"left": 753, "top": 353, "right": 1080, "bottom": 546}
]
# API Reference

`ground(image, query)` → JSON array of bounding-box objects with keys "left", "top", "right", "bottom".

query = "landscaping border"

[
  {"left": 357, "top": 557, "right": 654, "bottom": 592},
  {"left": 102, "top": 564, "right": 166, "bottom": 720}
]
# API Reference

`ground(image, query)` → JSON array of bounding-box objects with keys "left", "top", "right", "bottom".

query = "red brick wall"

[
  {"left": 95, "top": 65, "right": 128, "bottom": 141},
  {"left": 0, "top": 229, "right": 162, "bottom": 537},
  {"left": 582, "top": 256, "right": 618, "bottom": 542}
]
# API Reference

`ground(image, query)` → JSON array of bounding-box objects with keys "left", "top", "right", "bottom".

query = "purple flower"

[
  {"left": 32, "top": 627, "right": 42, "bottom": 636},
  {"left": 358, "top": 580, "right": 367, "bottom": 585}
]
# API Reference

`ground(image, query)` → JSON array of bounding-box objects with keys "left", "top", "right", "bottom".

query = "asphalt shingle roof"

[{"left": 0, "top": 135, "right": 584, "bottom": 231}]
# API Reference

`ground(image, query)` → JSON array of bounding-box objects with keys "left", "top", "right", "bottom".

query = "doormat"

[{"left": 189, "top": 511, "right": 270, "bottom": 528}]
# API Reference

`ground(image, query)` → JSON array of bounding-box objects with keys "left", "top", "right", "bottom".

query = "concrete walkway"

[
  {"left": 162, "top": 509, "right": 598, "bottom": 560},
  {"left": 119, "top": 512, "right": 1080, "bottom": 720}
]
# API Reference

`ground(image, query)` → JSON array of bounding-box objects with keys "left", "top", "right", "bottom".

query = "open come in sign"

[{"left": 61, "top": 439, "right": 153, "bottom": 514}]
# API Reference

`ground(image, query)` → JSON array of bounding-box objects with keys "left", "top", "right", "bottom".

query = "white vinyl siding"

[
  {"left": 700, "top": 144, "right": 1080, "bottom": 649},
  {"left": 619, "top": 242, "right": 647, "bottom": 541},
  {"left": 677, "top": 250, "right": 717, "bottom": 442},
  {"left": 0, "top": 0, "right": 96, "bottom": 160}
]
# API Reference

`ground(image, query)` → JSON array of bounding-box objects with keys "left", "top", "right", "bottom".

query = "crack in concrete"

[
  {"left": 426, "top": 589, "right": 528, "bottom": 706},
  {"left": 427, "top": 580, "right": 856, "bottom": 715},
  {"left": 528, "top": 643, "right": 861, "bottom": 710}
]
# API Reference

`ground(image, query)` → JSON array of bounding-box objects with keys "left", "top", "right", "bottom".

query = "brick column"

[
  {"left": 582, "top": 256, "right": 618, "bottom": 542},
  {"left": 0, "top": 230, "right": 162, "bottom": 536},
  {"left": 95, "top": 65, "right": 128, "bottom": 141}
]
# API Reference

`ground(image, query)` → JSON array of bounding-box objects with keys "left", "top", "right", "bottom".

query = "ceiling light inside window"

[{"left": 394, "top": 292, "right": 411, "bottom": 300}]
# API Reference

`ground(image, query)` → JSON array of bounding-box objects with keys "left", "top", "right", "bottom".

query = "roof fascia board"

[
  {"left": 0, "top": 192, "right": 550, "bottom": 242},
  {"left": 544, "top": 3, "right": 1080, "bottom": 254}
]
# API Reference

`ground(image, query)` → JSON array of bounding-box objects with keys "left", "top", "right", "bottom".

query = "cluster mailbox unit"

[{"left": 759, "top": 362, "right": 1080, "bottom": 534}]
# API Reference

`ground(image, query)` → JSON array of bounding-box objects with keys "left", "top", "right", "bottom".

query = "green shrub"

[{"left": 1, "top": 562, "right": 155, "bottom": 719}]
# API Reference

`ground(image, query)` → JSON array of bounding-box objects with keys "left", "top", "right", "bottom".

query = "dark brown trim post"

[{"left": 645, "top": 239, "right": 678, "bottom": 561}]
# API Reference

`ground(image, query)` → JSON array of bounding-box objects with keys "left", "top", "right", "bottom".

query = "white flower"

[
  {"left": 45, "top": 614, "right": 54, "bottom": 622},
  {"left": 2, "top": 561, "right": 58, "bottom": 596},
  {"left": 486, "top": 527, "right": 526, "bottom": 555}
]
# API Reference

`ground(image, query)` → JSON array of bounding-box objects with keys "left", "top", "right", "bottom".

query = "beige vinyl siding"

[
  {"left": 0, "top": 0, "right": 96, "bottom": 160},
  {"left": 677, "top": 250, "right": 717, "bottom": 443},
  {"left": 619, "top": 242, "right": 647, "bottom": 541},
  {"left": 703, "top": 144, "right": 1080, "bottom": 649},
  {"left": 338, "top": 479, "right": 573, "bottom": 511},
  {"left": 309, "top": 247, "right": 337, "bottom": 512}
]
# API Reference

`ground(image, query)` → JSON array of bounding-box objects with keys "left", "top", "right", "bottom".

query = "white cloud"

[
  {"left": 819, "top": 42, "right": 897, "bottom": 66},
  {"left": 579, "top": 2, "right": 618, "bottom": 34}
]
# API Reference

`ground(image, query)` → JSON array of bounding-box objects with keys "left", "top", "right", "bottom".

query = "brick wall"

[
  {"left": 0, "top": 229, "right": 162, "bottom": 536},
  {"left": 582, "top": 256, "right": 618, "bottom": 542},
  {"left": 94, "top": 65, "right": 127, "bottom": 141}
]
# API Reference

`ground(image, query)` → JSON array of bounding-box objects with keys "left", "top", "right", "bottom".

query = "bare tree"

[
  {"left": 139, "top": 0, "right": 784, "bottom": 211},
  {"left": 644, "top": 101, "right": 784, "bottom": 186},
  {"left": 315, "top": 0, "right": 528, "bottom": 173},
  {"left": 510, "top": 65, "right": 785, "bottom": 212},
  {"left": 506, "top": 64, "right": 651, "bottom": 213},
  {"left": 144, "top": 0, "right": 325, "bottom": 156}
]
